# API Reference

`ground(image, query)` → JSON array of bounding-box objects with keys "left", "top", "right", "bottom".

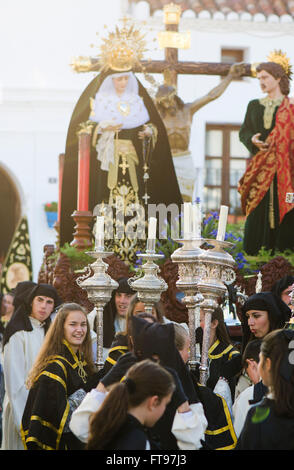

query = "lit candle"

[
  {"left": 183, "top": 202, "right": 191, "bottom": 239},
  {"left": 95, "top": 216, "right": 104, "bottom": 249},
  {"left": 216, "top": 205, "right": 228, "bottom": 241}
]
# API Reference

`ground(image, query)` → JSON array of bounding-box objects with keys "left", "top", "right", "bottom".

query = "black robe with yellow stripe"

[
  {"left": 103, "top": 333, "right": 129, "bottom": 375},
  {"left": 100, "top": 317, "right": 238, "bottom": 451},
  {"left": 21, "top": 341, "right": 96, "bottom": 450},
  {"left": 206, "top": 339, "right": 242, "bottom": 398},
  {"left": 196, "top": 381, "right": 238, "bottom": 450}
]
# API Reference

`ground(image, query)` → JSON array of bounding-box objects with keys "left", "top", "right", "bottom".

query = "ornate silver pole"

[
  {"left": 77, "top": 248, "right": 118, "bottom": 369},
  {"left": 128, "top": 240, "right": 168, "bottom": 315},
  {"left": 195, "top": 238, "right": 236, "bottom": 384},
  {"left": 171, "top": 238, "right": 204, "bottom": 370}
]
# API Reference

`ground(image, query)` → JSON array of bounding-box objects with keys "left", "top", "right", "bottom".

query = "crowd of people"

[{"left": 0, "top": 274, "right": 293, "bottom": 451}]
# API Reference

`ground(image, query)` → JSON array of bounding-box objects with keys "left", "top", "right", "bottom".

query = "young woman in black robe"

[
  {"left": 21, "top": 303, "right": 102, "bottom": 450},
  {"left": 240, "top": 291, "right": 291, "bottom": 354},
  {"left": 99, "top": 316, "right": 238, "bottom": 450},
  {"left": 198, "top": 306, "right": 241, "bottom": 398},
  {"left": 236, "top": 328, "right": 294, "bottom": 450},
  {"left": 102, "top": 293, "right": 163, "bottom": 374}
]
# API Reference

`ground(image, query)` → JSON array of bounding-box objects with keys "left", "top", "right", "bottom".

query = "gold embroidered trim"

[
  {"left": 62, "top": 340, "right": 88, "bottom": 383},
  {"left": 31, "top": 415, "right": 59, "bottom": 434},
  {"left": 208, "top": 340, "right": 236, "bottom": 360},
  {"left": 56, "top": 402, "right": 70, "bottom": 449},
  {"left": 106, "top": 357, "right": 117, "bottom": 365},
  {"left": 21, "top": 403, "right": 70, "bottom": 450},
  {"left": 40, "top": 371, "right": 67, "bottom": 390},
  {"left": 109, "top": 345, "right": 129, "bottom": 353},
  {"left": 25, "top": 437, "right": 55, "bottom": 450}
]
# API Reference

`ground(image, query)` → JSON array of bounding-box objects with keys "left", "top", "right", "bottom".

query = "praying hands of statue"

[
  {"left": 138, "top": 125, "right": 153, "bottom": 140},
  {"left": 251, "top": 133, "right": 270, "bottom": 151}
]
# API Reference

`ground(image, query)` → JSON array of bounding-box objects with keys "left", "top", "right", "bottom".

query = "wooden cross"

[{"left": 72, "top": 11, "right": 252, "bottom": 87}]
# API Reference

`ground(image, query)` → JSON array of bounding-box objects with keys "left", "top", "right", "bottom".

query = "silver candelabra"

[
  {"left": 76, "top": 247, "right": 118, "bottom": 369},
  {"left": 172, "top": 237, "right": 236, "bottom": 384},
  {"left": 171, "top": 238, "right": 204, "bottom": 371},
  {"left": 77, "top": 221, "right": 237, "bottom": 386}
]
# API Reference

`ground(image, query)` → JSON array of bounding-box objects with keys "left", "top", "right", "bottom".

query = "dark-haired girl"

[
  {"left": 199, "top": 307, "right": 241, "bottom": 400},
  {"left": 86, "top": 360, "right": 175, "bottom": 450},
  {"left": 236, "top": 328, "right": 294, "bottom": 449}
]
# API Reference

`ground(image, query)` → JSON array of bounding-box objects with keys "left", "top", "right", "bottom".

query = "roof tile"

[{"left": 130, "top": 0, "right": 292, "bottom": 18}]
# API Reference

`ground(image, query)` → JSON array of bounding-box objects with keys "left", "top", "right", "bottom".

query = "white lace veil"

[{"left": 90, "top": 72, "right": 150, "bottom": 129}]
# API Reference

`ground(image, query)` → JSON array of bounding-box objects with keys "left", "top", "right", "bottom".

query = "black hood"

[
  {"left": 241, "top": 291, "right": 291, "bottom": 351},
  {"left": 3, "top": 283, "right": 62, "bottom": 347},
  {"left": 131, "top": 316, "right": 198, "bottom": 403},
  {"left": 271, "top": 275, "right": 294, "bottom": 298}
]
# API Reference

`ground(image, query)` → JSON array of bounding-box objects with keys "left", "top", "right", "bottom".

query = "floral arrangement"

[
  {"left": 154, "top": 209, "right": 294, "bottom": 275},
  {"left": 44, "top": 202, "right": 58, "bottom": 212}
]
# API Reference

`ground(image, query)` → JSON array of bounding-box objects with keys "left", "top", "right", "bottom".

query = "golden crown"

[
  {"left": 251, "top": 50, "right": 292, "bottom": 79},
  {"left": 267, "top": 49, "right": 292, "bottom": 78},
  {"left": 99, "top": 19, "right": 147, "bottom": 73}
]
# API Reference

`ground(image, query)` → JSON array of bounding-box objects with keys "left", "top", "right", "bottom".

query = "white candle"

[
  {"left": 197, "top": 200, "right": 202, "bottom": 238},
  {"left": 183, "top": 202, "right": 191, "bottom": 239},
  {"left": 191, "top": 203, "right": 201, "bottom": 238},
  {"left": 216, "top": 205, "right": 229, "bottom": 241},
  {"left": 95, "top": 216, "right": 104, "bottom": 248},
  {"left": 148, "top": 217, "right": 157, "bottom": 240}
]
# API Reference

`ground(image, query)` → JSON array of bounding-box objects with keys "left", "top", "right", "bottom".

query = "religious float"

[{"left": 37, "top": 6, "right": 294, "bottom": 383}]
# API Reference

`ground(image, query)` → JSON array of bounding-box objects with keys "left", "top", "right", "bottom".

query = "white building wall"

[
  {"left": 0, "top": 0, "right": 123, "bottom": 279},
  {"left": 1, "top": 0, "right": 294, "bottom": 278}
]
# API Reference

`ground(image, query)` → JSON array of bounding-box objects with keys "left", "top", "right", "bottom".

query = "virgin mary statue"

[{"left": 59, "top": 22, "right": 182, "bottom": 264}]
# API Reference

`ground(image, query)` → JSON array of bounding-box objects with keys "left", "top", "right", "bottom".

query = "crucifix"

[
  {"left": 71, "top": 4, "right": 252, "bottom": 85},
  {"left": 68, "top": 3, "right": 252, "bottom": 249},
  {"left": 66, "top": 5, "right": 254, "bottom": 385},
  {"left": 71, "top": 4, "right": 251, "bottom": 205}
]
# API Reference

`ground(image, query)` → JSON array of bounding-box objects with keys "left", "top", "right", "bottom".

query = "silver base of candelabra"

[{"left": 128, "top": 247, "right": 168, "bottom": 315}]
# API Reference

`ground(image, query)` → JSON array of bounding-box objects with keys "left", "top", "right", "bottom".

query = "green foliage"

[
  {"left": 44, "top": 202, "right": 58, "bottom": 212},
  {"left": 246, "top": 248, "right": 294, "bottom": 272},
  {"left": 56, "top": 213, "right": 293, "bottom": 275},
  {"left": 60, "top": 243, "right": 95, "bottom": 271}
]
